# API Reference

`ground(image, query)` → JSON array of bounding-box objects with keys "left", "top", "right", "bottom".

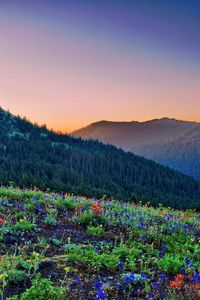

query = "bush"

[
  {"left": 8, "top": 274, "right": 66, "bottom": 300},
  {"left": 14, "top": 220, "right": 37, "bottom": 232},
  {"left": 78, "top": 212, "right": 95, "bottom": 225},
  {"left": 87, "top": 225, "right": 104, "bottom": 236},
  {"left": 44, "top": 215, "right": 57, "bottom": 226},
  {"left": 157, "top": 254, "right": 184, "bottom": 274},
  {"left": 6, "top": 269, "right": 25, "bottom": 283},
  {"left": 66, "top": 245, "right": 119, "bottom": 270},
  {"left": 56, "top": 198, "right": 78, "bottom": 210}
]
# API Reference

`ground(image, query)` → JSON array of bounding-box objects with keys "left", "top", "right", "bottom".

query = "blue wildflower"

[
  {"left": 191, "top": 273, "right": 200, "bottom": 284},
  {"left": 75, "top": 277, "right": 82, "bottom": 285},
  {"left": 125, "top": 273, "right": 135, "bottom": 284},
  {"left": 141, "top": 235, "right": 147, "bottom": 243},
  {"left": 35, "top": 204, "right": 41, "bottom": 211},
  {"left": 152, "top": 281, "right": 161, "bottom": 289},
  {"left": 94, "top": 281, "right": 103, "bottom": 290},
  {"left": 161, "top": 244, "right": 167, "bottom": 250},
  {"left": 130, "top": 274, "right": 135, "bottom": 280},
  {"left": 95, "top": 288, "right": 108, "bottom": 300},
  {"left": 141, "top": 273, "right": 147, "bottom": 280},
  {"left": 125, "top": 276, "right": 131, "bottom": 284},
  {"left": 147, "top": 292, "right": 153, "bottom": 299},
  {"left": 118, "top": 260, "right": 123, "bottom": 269},
  {"left": 159, "top": 272, "right": 166, "bottom": 281},
  {"left": 185, "top": 257, "right": 192, "bottom": 267}
]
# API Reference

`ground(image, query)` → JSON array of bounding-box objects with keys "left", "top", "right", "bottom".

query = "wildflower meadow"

[{"left": 0, "top": 187, "right": 199, "bottom": 299}]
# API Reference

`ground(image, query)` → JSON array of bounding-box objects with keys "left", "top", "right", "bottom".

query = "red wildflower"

[
  {"left": 170, "top": 280, "right": 179, "bottom": 288},
  {"left": 170, "top": 274, "right": 184, "bottom": 289},
  {"left": 190, "top": 283, "right": 200, "bottom": 291},
  {"left": 91, "top": 203, "right": 104, "bottom": 216},
  {"left": 0, "top": 218, "right": 4, "bottom": 225}
]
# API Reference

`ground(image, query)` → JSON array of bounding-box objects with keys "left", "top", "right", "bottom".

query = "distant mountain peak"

[{"left": 72, "top": 117, "right": 200, "bottom": 179}]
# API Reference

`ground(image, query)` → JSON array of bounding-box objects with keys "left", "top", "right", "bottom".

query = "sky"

[{"left": 0, "top": 0, "right": 200, "bottom": 132}]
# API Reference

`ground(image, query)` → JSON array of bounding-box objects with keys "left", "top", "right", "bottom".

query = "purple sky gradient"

[{"left": 0, "top": 1, "right": 199, "bottom": 131}]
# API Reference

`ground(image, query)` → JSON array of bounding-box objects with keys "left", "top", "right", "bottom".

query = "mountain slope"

[
  {"left": 132, "top": 125, "right": 200, "bottom": 179},
  {"left": 72, "top": 118, "right": 200, "bottom": 179},
  {"left": 0, "top": 108, "right": 200, "bottom": 209}
]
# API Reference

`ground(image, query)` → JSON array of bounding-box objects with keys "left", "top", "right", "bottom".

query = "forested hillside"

[{"left": 0, "top": 108, "right": 200, "bottom": 209}]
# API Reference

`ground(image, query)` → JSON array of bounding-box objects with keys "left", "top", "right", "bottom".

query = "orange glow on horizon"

[{"left": 0, "top": 8, "right": 200, "bottom": 133}]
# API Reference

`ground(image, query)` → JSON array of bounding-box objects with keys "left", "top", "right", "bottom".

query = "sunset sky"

[{"left": 0, "top": 0, "right": 200, "bottom": 132}]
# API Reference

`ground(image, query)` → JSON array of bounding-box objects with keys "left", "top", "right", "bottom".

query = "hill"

[
  {"left": 72, "top": 118, "right": 200, "bottom": 179},
  {"left": 0, "top": 108, "right": 200, "bottom": 209},
  {"left": 130, "top": 125, "right": 200, "bottom": 179},
  {"left": 0, "top": 187, "right": 199, "bottom": 299}
]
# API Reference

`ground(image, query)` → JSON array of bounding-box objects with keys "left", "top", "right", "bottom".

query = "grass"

[{"left": 0, "top": 186, "right": 199, "bottom": 299}]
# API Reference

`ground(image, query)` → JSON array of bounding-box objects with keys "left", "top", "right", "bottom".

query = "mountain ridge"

[{"left": 72, "top": 118, "right": 200, "bottom": 179}]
